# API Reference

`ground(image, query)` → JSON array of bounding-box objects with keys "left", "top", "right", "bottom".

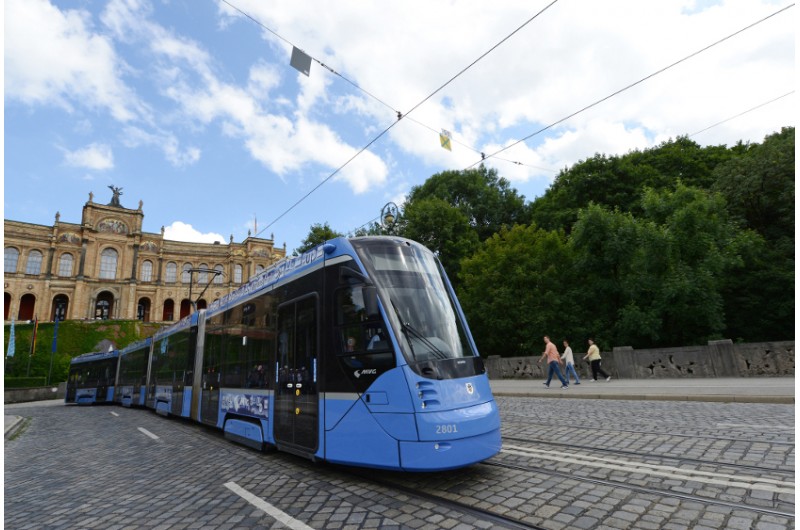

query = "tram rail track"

[
  {"left": 501, "top": 435, "right": 795, "bottom": 475},
  {"left": 501, "top": 413, "right": 796, "bottom": 446},
  {"left": 485, "top": 456, "right": 795, "bottom": 519},
  {"left": 341, "top": 467, "right": 546, "bottom": 530},
  {"left": 171, "top": 409, "right": 796, "bottom": 525},
  {"left": 169, "top": 416, "right": 545, "bottom": 529},
  {"left": 488, "top": 450, "right": 795, "bottom": 518}
]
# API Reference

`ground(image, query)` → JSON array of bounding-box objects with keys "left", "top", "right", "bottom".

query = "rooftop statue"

[{"left": 108, "top": 185, "right": 124, "bottom": 207}]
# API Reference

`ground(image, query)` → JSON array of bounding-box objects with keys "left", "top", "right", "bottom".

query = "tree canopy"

[
  {"left": 295, "top": 222, "right": 343, "bottom": 254},
  {"left": 298, "top": 127, "right": 794, "bottom": 353}
]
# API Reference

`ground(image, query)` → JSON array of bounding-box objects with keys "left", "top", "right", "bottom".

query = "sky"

[{"left": 3, "top": 0, "right": 796, "bottom": 254}]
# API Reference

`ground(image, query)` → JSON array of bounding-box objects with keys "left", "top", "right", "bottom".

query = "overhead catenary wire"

[
  {"left": 220, "top": 0, "right": 398, "bottom": 114},
  {"left": 221, "top": 0, "right": 553, "bottom": 174},
  {"left": 247, "top": 0, "right": 562, "bottom": 237},
  {"left": 689, "top": 91, "right": 795, "bottom": 138},
  {"left": 467, "top": 3, "right": 795, "bottom": 169}
]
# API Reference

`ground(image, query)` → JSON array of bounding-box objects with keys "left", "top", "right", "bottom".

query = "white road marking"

[
  {"left": 716, "top": 422, "right": 793, "bottom": 430},
  {"left": 110, "top": 411, "right": 119, "bottom": 417},
  {"left": 503, "top": 445, "right": 794, "bottom": 495},
  {"left": 137, "top": 427, "right": 159, "bottom": 440},
  {"left": 224, "top": 481, "right": 315, "bottom": 530}
]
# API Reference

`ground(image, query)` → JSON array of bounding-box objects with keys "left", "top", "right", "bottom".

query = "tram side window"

[
  {"left": 153, "top": 331, "right": 191, "bottom": 388},
  {"left": 202, "top": 325, "right": 224, "bottom": 390},
  {"left": 213, "top": 294, "right": 276, "bottom": 390}
]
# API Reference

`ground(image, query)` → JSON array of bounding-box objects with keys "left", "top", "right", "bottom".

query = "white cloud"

[
  {"left": 163, "top": 221, "right": 226, "bottom": 244},
  {"left": 61, "top": 143, "right": 115, "bottom": 170},
  {"left": 4, "top": 0, "right": 147, "bottom": 122},
  {"left": 8, "top": 0, "right": 791, "bottom": 215},
  {"left": 96, "top": 0, "right": 392, "bottom": 193},
  {"left": 121, "top": 127, "right": 201, "bottom": 167},
  {"left": 220, "top": 0, "right": 794, "bottom": 184}
]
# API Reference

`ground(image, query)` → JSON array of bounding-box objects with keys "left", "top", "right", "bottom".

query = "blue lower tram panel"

[
  {"left": 399, "top": 428, "right": 502, "bottom": 471},
  {"left": 323, "top": 398, "right": 502, "bottom": 470},
  {"left": 224, "top": 418, "right": 267, "bottom": 450}
]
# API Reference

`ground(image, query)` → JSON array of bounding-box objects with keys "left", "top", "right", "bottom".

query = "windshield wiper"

[
  {"left": 390, "top": 299, "right": 448, "bottom": 361},
  {"left": 390, "top": 299, "right": 417, "bottom": 361}
]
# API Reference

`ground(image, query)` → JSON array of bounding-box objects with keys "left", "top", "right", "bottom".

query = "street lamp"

[{"left": 381, "top": 202, "right": 399, "bottom": 233}]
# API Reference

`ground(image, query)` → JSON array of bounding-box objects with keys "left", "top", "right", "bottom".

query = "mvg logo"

[{"left": 353, "top": 369, "right": 377, "bottom": 378}]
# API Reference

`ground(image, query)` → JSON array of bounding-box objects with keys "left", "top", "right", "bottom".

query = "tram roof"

[{"left": 69, "top": 349, "right": 119, "bottom": 364}]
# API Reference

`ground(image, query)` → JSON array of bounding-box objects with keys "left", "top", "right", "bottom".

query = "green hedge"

[
  {"left": 3, "top": 320, "right": 162, "bottom": 384},
  {"left": 4, "top": 376, "right": 48, "bottom": 388}
]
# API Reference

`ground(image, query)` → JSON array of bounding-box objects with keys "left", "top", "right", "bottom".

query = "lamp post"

[{"left": 380, "top": 202, "right": 399, "bottom": 234}]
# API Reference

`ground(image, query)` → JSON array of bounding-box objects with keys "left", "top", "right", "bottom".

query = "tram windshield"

[{"left": 352, "top": 238, "right": 483, "bottom": 379}]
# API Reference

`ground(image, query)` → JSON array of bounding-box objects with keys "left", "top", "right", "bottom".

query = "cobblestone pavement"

[{"left": 4, "top": 397, "right": 794, "bottom": 529}]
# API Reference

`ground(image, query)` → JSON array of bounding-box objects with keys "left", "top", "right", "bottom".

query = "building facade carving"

[{"left": 4, "top": 191, "right": 286, "bottom": 323}]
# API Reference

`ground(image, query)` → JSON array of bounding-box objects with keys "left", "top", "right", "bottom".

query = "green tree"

[
  {"left": 458, "top": 225, "right": 575, "bottom": 357},
  {"left": 295, "top": 222, "right": 343, "bottom": 254},
  {"left": 400, "top": 197, "right": 479, "bottom": 282},
  {"left": 531, "top": 136, "right": 736, "bottom": 233},
  {"left": 403, "top": 165, "right": 532, "bottom": 242},
  {"left": 568, "top": 203, "right": 652, "bottom": 347},
  {"left": 712, "top": 127, "right": 794, "bottom": 244},
  {"left": 398, "top": 165, "right": 531, "bottom": 285},
  {"left": 711, "top": 127, "right": 795, "bottom": 341},
  {"left": 570, "top": 184, "right": 754, "bottom": 348}
]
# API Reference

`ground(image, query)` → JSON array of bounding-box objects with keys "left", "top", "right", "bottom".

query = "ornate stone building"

[{"left": 4, "top": 190, "right": 286, "bottom": 323}]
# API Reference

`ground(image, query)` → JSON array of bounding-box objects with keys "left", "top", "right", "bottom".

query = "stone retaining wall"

[
  {"left": 4, "top": 382, "right": 66, "bottom": 404},
  {"left": 485, "top": 340, "right": 794, "bottom": 380},
  {"left": 4, "top": 341, "right": 794, "bottom": 402}
]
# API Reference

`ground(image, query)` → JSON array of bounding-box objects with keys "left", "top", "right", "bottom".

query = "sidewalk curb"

[{"left": 4, "top": 416, "right": 25, "bottom": 439}]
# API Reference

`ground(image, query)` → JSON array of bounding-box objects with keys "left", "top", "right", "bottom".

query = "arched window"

[
  {"left": 179, "top": 299, "right": 192, "bottom": 319},
  {"left": 165, "top": 262, "right": 177, "bottom": 283},
  {"left": 25, "top": 250, "right": 43, "bottom": 275},
  {"left": 234, "top": 264, "right": 243, "bottom": 284},
  {"left": 58, "top": 254, "right": 74, "bottom": 277},
  {"left": 52, "top": 295, "right": 69, "bottom": 321},
  {"left": 99, "top": 248, "right": 118, "bottom": 279},
  {"left": 162, "top": 299, "right": 175, "bottom": 321},
  {"left": 95, "top": 291, "right": 114, "bottom": 320},
  {"left": 198, "top": 263, "right": 209, "bottom": 284},
  {"left": 137, "top": 297, "right": 151, "bottom": 322},
  {"left": 181, "top": 263, "right": 192, "bottom": 283},
  {"left": 214, "top": 264, "right": 224, "bottom": 284},
  {"left": 140, "top": 260, "right": 153, "bottom": 282},
  {"left": 18, "top": 294, "right": 36, "bottom": 321},
  {"left": 4, "top": 248, "right": 19, "bottom": 273}
]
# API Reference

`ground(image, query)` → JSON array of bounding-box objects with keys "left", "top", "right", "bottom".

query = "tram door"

[{"left": 274, "top": 295, "right": 318, "bottom": 453}]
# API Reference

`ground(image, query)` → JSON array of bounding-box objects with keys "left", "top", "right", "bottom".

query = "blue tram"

[
  {"left": 115, "top": 338, "right": 152, "bottom": 407},
  {"left": 72, "top": 236, "right": 502, "bottom": 470},
  {"left": 65, "top": 349, "right": 119, "bottom": 405}
]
